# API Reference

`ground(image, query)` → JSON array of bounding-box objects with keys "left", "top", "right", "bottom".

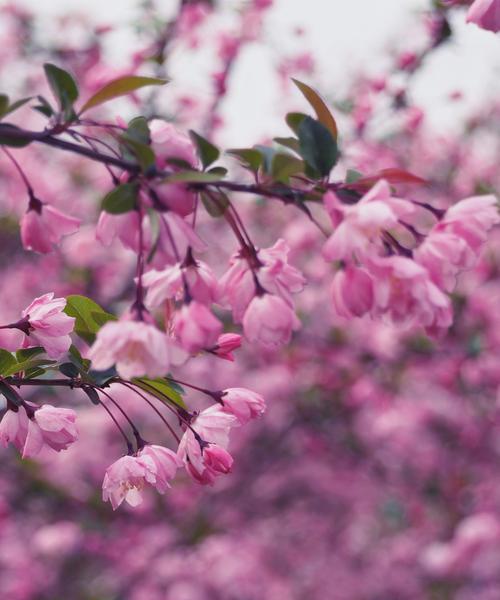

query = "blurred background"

[{"left": 1, "top": 1, "right": 500, "bottom": 599}]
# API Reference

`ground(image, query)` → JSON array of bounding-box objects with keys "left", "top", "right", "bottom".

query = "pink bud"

[
  {"left": 220, "top": 387, "right": 266, "bottom": 424},
  {"left": 210, "top": 333, "right": 242, "bottom": 361},
  {"left": 243, "top": 294, "right": 300, "bottom": 346}
]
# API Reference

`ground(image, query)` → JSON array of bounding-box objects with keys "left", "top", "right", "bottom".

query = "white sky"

[{"left": 6, "top": 0, "right": 500, "bottom": 145}]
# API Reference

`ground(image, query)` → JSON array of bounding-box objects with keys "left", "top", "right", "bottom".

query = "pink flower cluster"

[
  {"left": 0, "top": 404, "right": 78, "bottom": 457},
  {"left": 325, "top": 180, "right": 499, "bottom": 334},
  {"left": 102, "top": 387, "right": 265, "bottom": 508}
]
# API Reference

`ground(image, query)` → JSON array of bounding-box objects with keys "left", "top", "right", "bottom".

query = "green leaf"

[
  {"left": 16, "top": 347, "right": 45, "bottom": 362},
  {"left": 126, "top": 116, "right": 151, "bottom": 145},
  {"left": 297, "top": 116, "right": 339, "bottom": 177},
  {"left": 226, "top": 148, "right": 263, "bottom": 172},
  {"left": 43, "top": 63, "right": 79, "bottom": 117},
  {"left": 274, "top": 136, "right": 300, "bottom": 154},
  {"left": 58, "top": 362, "right": 80, "bottom": 378},
  {"left": 345, "top": 169, "right": 363, "bottom": 184},
  {"left": 271, "top": 153, "right": 304, "bottom": 183},
  {"left": 69, "top": 344, "right": 91, "bottom": 373},
  {"left": 91, "top": 311, "right": 117, "bottom": 326},
  {"left": 134, "top": 377, "right": 186, "bottom": 409},
  {"left": 82, "top": 386, "right": 100, "bottom": 405},
  {"left": 189, "top": 130, "right": 220, "bottom": 169},
  {"left": 0, "top": 95, "right": 32, "bottom": 121},
  {"left": 0, "top": 349, "right": 16, "bottom": 376},
  {"left": 0, "top": 124, "right": 32, "bottom": 147},
  {"left": 0, "top": 382, "right": 22, "bottom": 407},
  {"left": 292, "top": 78, "right": 338, "bottom": 140},
  {"left": 201, "top": 190, "right": 230, "bottom": 218},
  {"left": 164, "top": 170, "right": 223, "bottom": 183},
  {"left": 79, "top": 75, "right": 168, "bottom": 115},
  {"left": 2, "top": 357, "right": 57, "bottom": 377},
  {"left": 119, "top": 136, "right": 156, "bottom": 172},
  {"left": 254, "top": 145, "right": 276, "bottom": 174},
  {"left": 64, "top": 295, "right": 116, "bottom": 345},
  {"left": 207, "top": 166, "right": 228, "bottom": 177},
  {"left": 285, "top": 112, "right": 308, "bottom": 135},
  {"left": 102, "top": 183, "right": 139, "bottom": 214}
]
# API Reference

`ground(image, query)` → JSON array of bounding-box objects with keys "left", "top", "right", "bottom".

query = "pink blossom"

[
  {"left": 368, "top": 256, "right": 453, "bottom": 334},
  {"left": 322, "top": 180, "right": 415, "bottom": 261},
  {"left": 150, "top": 120, "right": 197, "bottom": 216},
  {"left": 177, "top": 404, "right": 238, "bottom": 485},
  {"left": 174, "top": 301, "right": 222, "bottom": 353},
  {"left": 218, "top": 239, "right": 305, "bottom": 321},
  {"left": 102, "top": 454, "right": 157, "bottom": 510},
  {"left": 32, "top": 405, "right": 78, "bottom": 453},
  {"left": 243, "top": 294, "right": 300, "bottom": 346},
  {"left": 20, "top": 204, "right": 80, "bottom": 254},
  {"left": 467, "top": 0, "right": 500, "bottom": 32},
  {"left": 0, "top": 407, "right": 28, "bottom": 452},
  {"left": 0, "top": 404, "right": 78, "bottom": 458},
  {"left": 155, "top": 212, "right": 206, "bottom": 267},
  {"left": 436, "top": 194, "right": 499, "bottom": 252},
  {"left": 96, "top": 210, "right": 142, "bottom": 250},
  {"left": 88, "top": 320, "right": 173, "bottom": 379},
  {"left": 138, "top": 445, "right": 182, "bottom": 494},
  {"left": 143, "top": 260, "right": 218, "bottom": 308},
  {"left": 209, "top": 333, "right": 242, "bottom": 361},
  {"left": 22, "top": 293, "right": 75, "bottom": 359},
  {"left": 414, "top": 231, "right": 474, "bottom": 292},
  {"left": 220, "top": 387, "right": 266, "bottom": 424},
  {"left": 202, "top": 445, "right": 233, "bottom": 474},
  {"left": 331, "top": 265, "right": 374, "bottom": 318}
]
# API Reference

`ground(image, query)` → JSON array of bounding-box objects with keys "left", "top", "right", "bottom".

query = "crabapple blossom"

[
  {"left": 142, "top": 259, "right": 218, "bottom": 308},
  {"left": 102, "top": 454, "right": 157, "bottom": 510},
  {"left": 20, "top": 202, "right": 80, "bottom": 254},
  {"left": 88, "top": 320, "right": 173, "bottom": 379},
  {"left": 243, "top": 293, "right": 300, "bottom": 346},
  {"left": 322, "top": 180, "right": 415, "bottom": 261},
  {"left": 136, "top": 445, "right": 183, "bottom": 494},
  {"left": 21, "top": 293, "right": 75, "bottom": 358},
  {"left": 331, "top": 265, "right": 374, "bottom": 318},
  {"left": 0, "top": 404, "right": 77, "bottom": 457},
  {"left": 173, "top": 301, "right": 222, "bottom": 353},
  {"left": 0, "top": 406, "right": 28, "bottom": 452},
  {"left": 219, "top": 387, "right": 266, "bottom": 425}
]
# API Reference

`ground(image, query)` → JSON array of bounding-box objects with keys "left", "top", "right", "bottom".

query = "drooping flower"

[
  {"left": 137, "top": 444, "right": 182, "bottom": 493},
  {"left": 242, "top": 294, "right": 300, "bottom": 346},
  {"left": 102, "top": 454, "right": 157, "bottom": 510},
  {"left": 88, "top": 320, "right": 173, "bottom": 379},
  {"left": 143, "top": 260, "right": 218, "bottom": 308},
  {"left": 20, "top": 202, "right": 80, "bottom": 254},
  {"left": 220, "top": 387, "right": 266, "bottom": 425},
  {"left": 22, "top": 293, "right": 75, "bottom": 359},
  {"left": 31, "top": 405, "right": 78, "bottom": 453},
  {"left": 322, "top": 180, "right": 415, "bottom": 261},
  {"left": 173, "top": 301, "right": 222, "bottom": 353},
  {"left": 331, "top": 265, "right": 374, "bottom": 318},
  {"left": 466, "top": 0, "right": 500, "bottom": 32},
  {"left": 0, "top": 404, "right": 78, "bottom": 458},
  {"left": 0, "top": 406, "right": 29, "bottom": 452},
  {"left": 218, "top": 239, "right": 305, "bottom": 321},
  {"left": 177, "top": 404, "right": 238, "bottom": 485}
]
